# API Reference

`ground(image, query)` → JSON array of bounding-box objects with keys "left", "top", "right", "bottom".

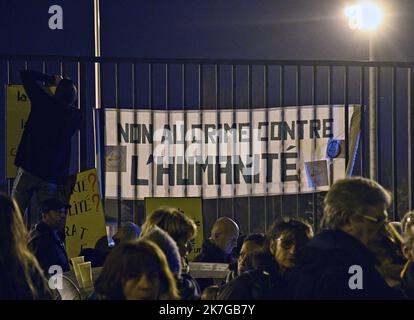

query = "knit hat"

[{"left": 141, "top": 225, "right": 182, "bottom": 278}]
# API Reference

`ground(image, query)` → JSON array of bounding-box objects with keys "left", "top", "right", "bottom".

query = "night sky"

[{"left": 1, "top": 0, "right": 414, "bottom": 60}]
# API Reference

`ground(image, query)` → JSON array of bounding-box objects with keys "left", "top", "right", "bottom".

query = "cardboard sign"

[
  {"left": 65, "top": 168, "right": 107, "bottom": 259},
  {"left": 5, "top": 84, "right": 55, "bottom": 178}
]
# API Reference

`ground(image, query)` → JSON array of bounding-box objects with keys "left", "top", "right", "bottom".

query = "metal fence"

[{"left": 1, "top": 55, "right": 414, "bottom": 237}]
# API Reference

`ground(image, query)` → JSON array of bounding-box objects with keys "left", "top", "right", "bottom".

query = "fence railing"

[{"left": 1, "top": 55, "right": 413, "bottom": 235}]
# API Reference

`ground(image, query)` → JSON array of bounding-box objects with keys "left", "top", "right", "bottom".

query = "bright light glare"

[{"left": 344, "top": 2, "right": 383, "bottom": 31}]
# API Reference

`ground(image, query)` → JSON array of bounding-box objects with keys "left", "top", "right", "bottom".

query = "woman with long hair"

[
  {"left": 141, "top": 206, "right": 201, "bottom": 299},
  {"left": 0, "top": 193, "right": 51, "bottom": 299},
  {"left": 94, "top": 239, "right": 179, "bottom": 300}
]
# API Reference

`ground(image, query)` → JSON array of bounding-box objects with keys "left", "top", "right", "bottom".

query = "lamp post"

[{"left": 344, "top": 1, "right": 383, "bottom": 180}]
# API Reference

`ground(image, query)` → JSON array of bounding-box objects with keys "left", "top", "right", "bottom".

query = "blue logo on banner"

[{"left": 327, "top": 139, "right": 341, "bottom": 158}]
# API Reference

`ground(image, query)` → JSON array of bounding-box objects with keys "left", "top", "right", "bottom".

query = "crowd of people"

[
  {"left": 1, "top": 70, "right": 414, "bottom": 300},
  {"left": 1, "top": 176, "right": 414, "bottom": 300}
]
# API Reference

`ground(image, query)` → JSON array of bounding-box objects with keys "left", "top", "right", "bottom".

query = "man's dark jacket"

[
  {"left": 193, "top": 239, "right": 235, "bottom": 292},
  {"left": 293, "top": 229, "right": 403, "bottom": 299},
  {"left": 28, "top": 221, "right": 70, "bottom": 274},
  {"left": 194, "top": 239, "right": 235, "bottom": 264},
  {"left": 15, "top": 70, "right": 82, "bottom": 184}
]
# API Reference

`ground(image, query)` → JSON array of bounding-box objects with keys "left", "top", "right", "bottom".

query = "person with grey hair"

[
  {"left": 401, "top": 211, "right": 414, "bottom": 238},
  {"left": 294, "top": 177, "right": 403, "bottom": 299}
]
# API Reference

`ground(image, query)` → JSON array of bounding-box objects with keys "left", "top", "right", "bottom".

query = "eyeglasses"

[
  {"left": 402, "top": 215, "right": 414, "bottom": 233},
  {"left": 360, "top": 214, "right": 388, "bottom": 225},
  {"left": 405, "top": 216, "right": 414, "bottom": 225}
]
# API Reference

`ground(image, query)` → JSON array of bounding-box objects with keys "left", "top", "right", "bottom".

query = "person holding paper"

[{"left": 194, "top": 217, "right": 240, "bottom": 292}]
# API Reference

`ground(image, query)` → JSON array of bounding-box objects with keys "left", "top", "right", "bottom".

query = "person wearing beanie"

[
  {"left": 141, "top": 226, "right": 182, "bottom": 277},
  {"left": 28, "top": 198, "right": 71, "bottom": 274}
]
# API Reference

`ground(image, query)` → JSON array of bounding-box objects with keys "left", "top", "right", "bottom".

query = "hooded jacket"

[{"left": 194, "top": 239, "right": 235, "bottom": 264}]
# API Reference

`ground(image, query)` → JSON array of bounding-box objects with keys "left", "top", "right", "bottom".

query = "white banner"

[{"left": 104, "top": 105, "right": 360, "bottom": 199}]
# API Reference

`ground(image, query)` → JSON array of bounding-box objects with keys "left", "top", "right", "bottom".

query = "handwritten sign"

[
  {"left": 5, "top": 85, "right": 55, "bottom": 178},
  {"left": 65, "top": 168, "right": 107, "bottom": 259}
]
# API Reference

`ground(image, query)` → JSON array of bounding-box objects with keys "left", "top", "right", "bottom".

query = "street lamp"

[
  {"left": 344, "top": 2, "right": 383, "bottom": 31},
  {"left": 344, "top": 1, "right": 383, "bottom": 180}
]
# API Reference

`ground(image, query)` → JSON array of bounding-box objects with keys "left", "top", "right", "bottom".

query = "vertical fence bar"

[
  {"left": 369, "top": 62, "right": 378, "bottom": 180},
  {"left": 391, "top": 67, "right": 398, "bottom": 220},
  {"left": 328, "top": 66, "right": 333, "bottom": 184},
  {"left": 182, "top": 64, "right": 188, "bottom": 198},
  {"left": 376, "top": 67, "right": 382, "bottom": 183},
  {"left": 232, "top": 65, "right": 236, "bottom": 221},
  {"left": 77, "top": 61, "right": 88, "bottom": 171},
  {"left": 360, "top": 66, "right": 365, "bottom": 177},
  {"left": 97, "top": 61, "right": 106, "bottom": 212},
  {"left": 409, "top": 67, "right": 414, "bottom": 211},
  {"left": 344, "top": 66, "right": 349, "bottom": 174},
  {"left": 115, "top": 63, "right": 122, "bottom": 228},
  {"left": 312, "top": 65, "right": 317, "bottom": 230},
  {"left": 6, "top": 60, "right": 12, "bottom": 196},
  {"left": 166, "top": 64, "right": 171, "bottom": 197},
  {"left": 216, "top": 64, "right": 222, "bottom": 216},
  {"left": 149, "top": 63, "right": 155, "bottom": 198},
  {"left": 6, "top": 60, "right": 11, "bottom": 83},
  {"left": 264, "top": 65, "right": 269, "bottom": 230},
  {"left": 77, "top": 62, "right": 81, "bottom": 173},
  {"left": 280, "top": 65, "right": 285, "bottom": 219},
  {"left": 248, "top": 64, "right": 252, "bottom": 234},
  {"left": 215, "top": 64, "right": 221, "bottom": 217},
  {"left": 296, "top": 66, "right": 302, "bottom": 217},
  {"left": 132, "top": 63, "right": 139, "bottom": 224},
  {"left": 294, "top": 66, "right": 299, "bottom": 216},
  {"left": 199, "top": 64, "right": 204, "bottom": 201}
]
